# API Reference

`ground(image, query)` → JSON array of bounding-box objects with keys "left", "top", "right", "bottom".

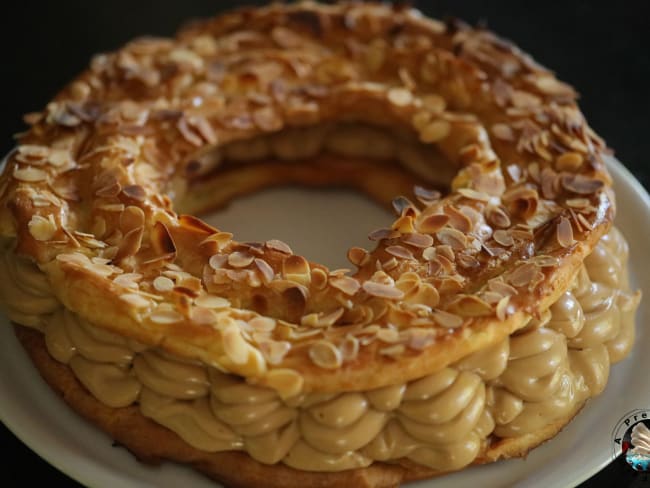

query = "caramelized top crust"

[{"left": 0, "top": 2, "right": 613, "bottom": 395}]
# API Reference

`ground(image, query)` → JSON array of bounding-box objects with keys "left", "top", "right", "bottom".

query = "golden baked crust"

[
  {"left": 14, "top": 324, "right": 586, "bottom": 487},
  {"left": 0, "top": 1, "right": 615, "bottom": 397}
]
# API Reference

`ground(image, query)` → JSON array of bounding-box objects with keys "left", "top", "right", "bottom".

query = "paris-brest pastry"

[{"left": 0, "top": 2, "right": 640, "bottom": 487}]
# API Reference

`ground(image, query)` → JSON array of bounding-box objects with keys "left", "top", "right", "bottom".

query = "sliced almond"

[
  {"left": 556, "top": 216, "right": 575, "bottom": 248},
  {"left": 362, "top": 281, "right": 404, "bottom": 300},
  {"left": 309, "top": 340, "right": 343, "bottom": 369},
  {"left": 432, "top": 309, "right": 463, "bottom": 328}
]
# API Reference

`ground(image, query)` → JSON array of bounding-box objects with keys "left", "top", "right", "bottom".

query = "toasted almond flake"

[
  {"left": 330, "top": 268, "right": 352, "bottom": 277},
  {"left": 83, "top": 262, "right": 113, "bottom": 277},
  {"left": 385, "top": 245, "right": 414, "bottom": 260},
  {"left": 496, "top": 296, "right": 511, "bottom": 321},
  {"left": 28, "top": 215, "right": 57, "bottom": 241},
  {"left": 414, "top": 186, "right": 441, "bottom": 204},
  {"left": 76, "top": 233, "right": 107, "bottom": 249},
  {"left": 576, "top": 212, "right": 593, "bottom": 230},
  {"left": 488, "top": 280, "right": 518, "bottom": 296},
  {"left": 436, "top": 227, "right": 466, "bottom": 249},
  {"left": 493, "top": 229, "right": 514, "bottom": 247},
  {"left": 114, "top": 226, "right": 143, "bottom": 261},
  {"left": 487, "top": 206, "right": 511, "bottom": 229},
  {"left": 113, "top": 273, "right": 142, "bottom": 290},
  {"left": 376, "top": 328, "right": 400, "bottom": 343},
  {"left": 438, "top": 245, "right": 456, "bottom": 262},
  {"left": 347, "top": 247, "right": 370, "bottom": 267},
  {"left": 401, "top": 232, "right": 434, "bottom": 248},
  {"left": 222, "top": 324, "right": 249, "bottom": 365},
  {"left": 177, "top": 117, "right": 202, "bottom": 146},
  {"left": 253, "top": 105, "right": 283, "bottom": 132},
  {"left": 381, "top": 257, "right": 398, "bottom": 270},
  {"left": 394, "top": 197, "right": 418, "bottom": 217},
  {"left": 368, "top": 228, "right": 398, "bottom": 241},
  {"left": 408, "top": 283, "right": 440, "bottom": 308},
  {"left": 18, "top": 144, "right": 49, "bottom": 159},
  {"left": 260, "top": 340, "right": 291, "bottom": 365},
  {"left": 310, "top": 268, "right": 329, "bottom": 290},
  {"left": 287, "top": 327, "right": 322, "bottom": 340},
  {"left": 555, "top": 151, "right": 584, "bottom": 171},
  {"left": 190, "top": 307, "right": 217, "bottom": 325},
  {"left": 379, "top": 344, "right": 405, "bottom": 357},
  {"left": 340, "top": 335, "right": 360, "bottom": 361},
  {"left": 532, "top": 255, "right": 560, "bottom": 267},
  {"left": 190, "top": 115, "right": 217, "bottom": 144},
  {"left": 122, "top": 184, "right": 147, "bottom": 201},
  {"left": 480, "top": 291, "right": 503, "bottom": 304},
  {"left": 412, "top": 110, "right": 433, "bottom": 130},
  {"left": 120, "top": 292, "right": 151, "bottom": 308},
  {"left": 491, "top": 123, "right": 515, "bottom": 141},
  {"left": 556, "top": 216, "right": 575, "bottom": 248},
  {"left": 362, "top": 281, "right": 404, "bottom": 299},
  {"left": 13, "top": 166, "right": 47, "bottom": 182},
  {"left": 457, "top": 253, "right": 480, "bottom": 269},
  {"left": 153, "top": 276, "right": 174, "bottom": 292},
  {"left": 283, "top": 255, "right": 311, "bottom": 286},
  {"left": 95, "top": 181, "right": 122, "bottom": 198},
  {"left": 169, "top": 48, "right": 204, "bottom": 70},
  {"left": 418, "top": 214, "right": 450, "bottom": 234},
  {"left": 406, "top": 328, "right": 436, "bottom": 350},
  {"left": 149, "top": 309, "right": 184, "bottom": 324},
  {"left": 48, "top": 149, "right": 72, "bottom": 167},
  {"left": 457, "top": 188, "right": 490, "bottom": 202},
  {"left": 265, "top": 369, "right": 303, "bottom": 398},
  {"left": 195, "top": 294, "right": 230, "bottom": 309},
  {"left": 228, "top": 251, "right": 254, "bottom": 268},
  {"left": 510, "top": 228, "right": 534, "bottom": 241},
  {"left": 449, "top": 295, "right": 493, "bottom": 317},
  {"left": 56, "top": 252, "right": 90, "bottom": 267},
  {"left": 266, "top": 239, "right": 293, "bottom": 254},
  {"left": 565, "top": 198, "right": 590, "bottom": 209},
  {"left": 250, "top": 316, "right": 276, "bottom": 332},
  {"left": 508, "top": 263, "right": 538, "bottom": 288},
  {"left": 432, "top": 309, "right": 464, "bottom": 328},
  {"left": 422, "top": 247, "right": 437, "bottom": 261},
  {"left": 387, "top": 87, "right": 413, "bottom": 107},
  {"left": 309, "top": 340, "right": 343, "bottom": 369},
  {"left": 561, "top": 174, "right": 604, "bottom": 195},
  {"left": 97, "top": 203, "right": 125, "bottom": 212},
  {"left": 393, "top": 215, "right": 416, "bottom": 234},
  {"left": 421, "top": 94, "right": 446, "bottom": 114},
  {"left": 420, "top": 119, "right": 451, "bottom": 143},
  {"left": 120, "top": 205, "right": 145, "bottom": 233},
  {"left": 330, "top": 276, "right": 360, "bottom": 296},
  {"left": 252, "top": 258, "right": 274, "bottom": 283},
  {"left": 209, "top": 254, "right": 228, "bottom": 270}
]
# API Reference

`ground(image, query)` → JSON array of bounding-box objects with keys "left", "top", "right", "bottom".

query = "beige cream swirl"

[
  {"left": 491, "top": 227, "right": 640, "bottom": 438},
  {"left": 0, "top": 244, "right": 59, "bottom": 328},
  {"left": 44, "top": 309, "right": 141, "bottom": 407},
  {"left": 490, "top": 326, "right": 578, "bottom": 437},
  {"left": 362, "top": 367, "right": 489, "bottom": 471}
]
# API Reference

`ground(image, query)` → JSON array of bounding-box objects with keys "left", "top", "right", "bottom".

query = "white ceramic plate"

[{"left": 1, "top": 156, "right": 649, "bottom": 487}]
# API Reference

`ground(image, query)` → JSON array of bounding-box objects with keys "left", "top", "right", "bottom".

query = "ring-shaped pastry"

[{"left": 0, "top": 2, "right": 640, "bottom": 486}]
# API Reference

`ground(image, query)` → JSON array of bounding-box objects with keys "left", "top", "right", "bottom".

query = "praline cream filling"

[{"left": 0, "top": 227, "right": 639, "bottom": 472}]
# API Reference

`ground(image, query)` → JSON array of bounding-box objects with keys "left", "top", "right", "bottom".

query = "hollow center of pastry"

[
  {"left": 200, "top": 186, "right": 394, "bottom": 270},
  {"left": 175, "top": 121, "right": 456, "bottom": 269},
  {"left": 176, "top": 122, "right": 454, "bottom": 209}
]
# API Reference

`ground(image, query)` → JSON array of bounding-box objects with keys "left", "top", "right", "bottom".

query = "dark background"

[{"left": 1, "top": 1, "right": 649, "bottom": 486}]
